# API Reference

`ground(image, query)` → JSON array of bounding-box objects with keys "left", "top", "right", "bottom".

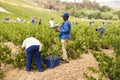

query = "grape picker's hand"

[
  {"left": 39, "top": 51, "right": 42, "bottom": 53},
  {"left": 55, "top": 27, "right": 60, "bottom": 32},
  {"left": 22, "top": 47, "right": 25, "bottom": 51}
]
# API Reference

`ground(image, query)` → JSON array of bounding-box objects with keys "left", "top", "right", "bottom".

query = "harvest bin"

[{"left": 43, "top": 55, "right": 60, "bottom": 68}]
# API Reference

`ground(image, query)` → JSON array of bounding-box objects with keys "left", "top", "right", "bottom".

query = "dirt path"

[{"left": 3, "top": 50, "right": 112, "bottom": 80}]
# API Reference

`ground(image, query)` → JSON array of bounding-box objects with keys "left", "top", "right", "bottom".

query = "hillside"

[
  {"left": 0, "top": 0, "right": 64, "bottom": 23},
  {"left": 0, "top": 0, "right": 81, "bottom": 25}
]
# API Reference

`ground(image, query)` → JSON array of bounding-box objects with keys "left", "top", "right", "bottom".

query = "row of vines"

[{"left": 0, "top": 20, "right": 120, "bottom": 79}]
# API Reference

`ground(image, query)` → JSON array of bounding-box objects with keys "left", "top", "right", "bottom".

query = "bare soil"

[
  {"left": 4, "top": 42, "right": 20, "bottom": 54},
  {"left": 2, "top": 50, "right": 112, "bottom": 80},
  {"left": 1, "top": 42, "right": 113, "bottom": 80}
]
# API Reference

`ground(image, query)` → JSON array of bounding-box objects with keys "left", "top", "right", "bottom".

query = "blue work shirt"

[
  {"left": 59, "top": 20, "right": 71, "bottom": 40},
  {"left": 98, "top": 26, "right": 106, "bottom": 39},
  {"left": 101, "top": 27, "right": 106, "bottom": 34},
  {"left": 31, "top": 19, "right": 35, "bottom": 24}
]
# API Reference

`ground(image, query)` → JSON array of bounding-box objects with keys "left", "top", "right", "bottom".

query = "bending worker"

[{"left": 22, "top": 37, "right": 43, "bottom": 72}]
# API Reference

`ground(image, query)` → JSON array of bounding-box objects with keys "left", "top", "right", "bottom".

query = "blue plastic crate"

[{"left": 43, "top": 55, "right": 60, "bottom": 68}]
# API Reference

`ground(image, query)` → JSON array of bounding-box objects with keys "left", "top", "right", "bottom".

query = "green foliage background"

[{"left": 0, "top": 0, "right": 120, "bottom": 79}]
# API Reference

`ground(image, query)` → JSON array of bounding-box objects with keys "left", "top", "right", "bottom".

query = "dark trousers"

[{"left": 26, "top": 45, "right": 43, "bottom": 72}]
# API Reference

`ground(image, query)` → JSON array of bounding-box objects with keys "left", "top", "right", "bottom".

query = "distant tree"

[
  {"left": 71, "top": 9, "right": 76, "bottom": 16},
  {"left": 79, "top": 11, "right": 87, "bottom": 17},
  {"left": 91, "top": 1, "right": 100, "bottom": 10},
  {"left": 77, "top": 0, "right": 100, "bottom": 9},
  {"left": 114, "top": 10, "right": 120, "bottom": 20},
  {"left": 102, "top": 12, "right": 113, "bottom": 20},
  {"left": 112, "top": 15, "right": 119, "bottom": 20},
  {"left": 65, "top": 4, "right": 74, "bottom": 10},
  {"left": 99, "top": 6, "right": 111, "bottom": 12},
  {"left": 82, "top": 0, "right": 91, "bottom": 9},
  {"left": 88, "top": 11, "right": 102, "bottom": 19}
]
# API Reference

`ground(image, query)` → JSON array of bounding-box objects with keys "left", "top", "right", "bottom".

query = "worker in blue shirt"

[
  {"left": 55, "top": 13, "right": 71, "bottom": 63},
  {"left": 96, "top": 22, "right": 106, "bottom": 39},
  {"left": 31, "top": 18, "right": 35, "bottom": 24}
]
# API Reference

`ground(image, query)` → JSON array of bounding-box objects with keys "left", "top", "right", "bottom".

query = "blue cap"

[{"left": 62, "top": 13, "right": 69, "bottom": 17}]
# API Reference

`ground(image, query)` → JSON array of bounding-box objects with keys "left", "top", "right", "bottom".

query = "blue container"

[{"left": 43, "top": 55, "right": 60, "bottom": 68}]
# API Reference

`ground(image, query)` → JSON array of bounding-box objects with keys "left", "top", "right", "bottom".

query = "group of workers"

[
  {"left": 22, "top": 13, "right": 71, "bottom": 72},
  {"left": 22, "top": 13, "right": 107, "bottom": 73}
]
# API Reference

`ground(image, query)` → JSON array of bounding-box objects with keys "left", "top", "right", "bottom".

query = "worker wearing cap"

[
  {"left": 22, "top": 37, "right": 43, "bottom": 72},
  {"left": 55, "top": 13, "right": 71, "bottom": 63}
]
